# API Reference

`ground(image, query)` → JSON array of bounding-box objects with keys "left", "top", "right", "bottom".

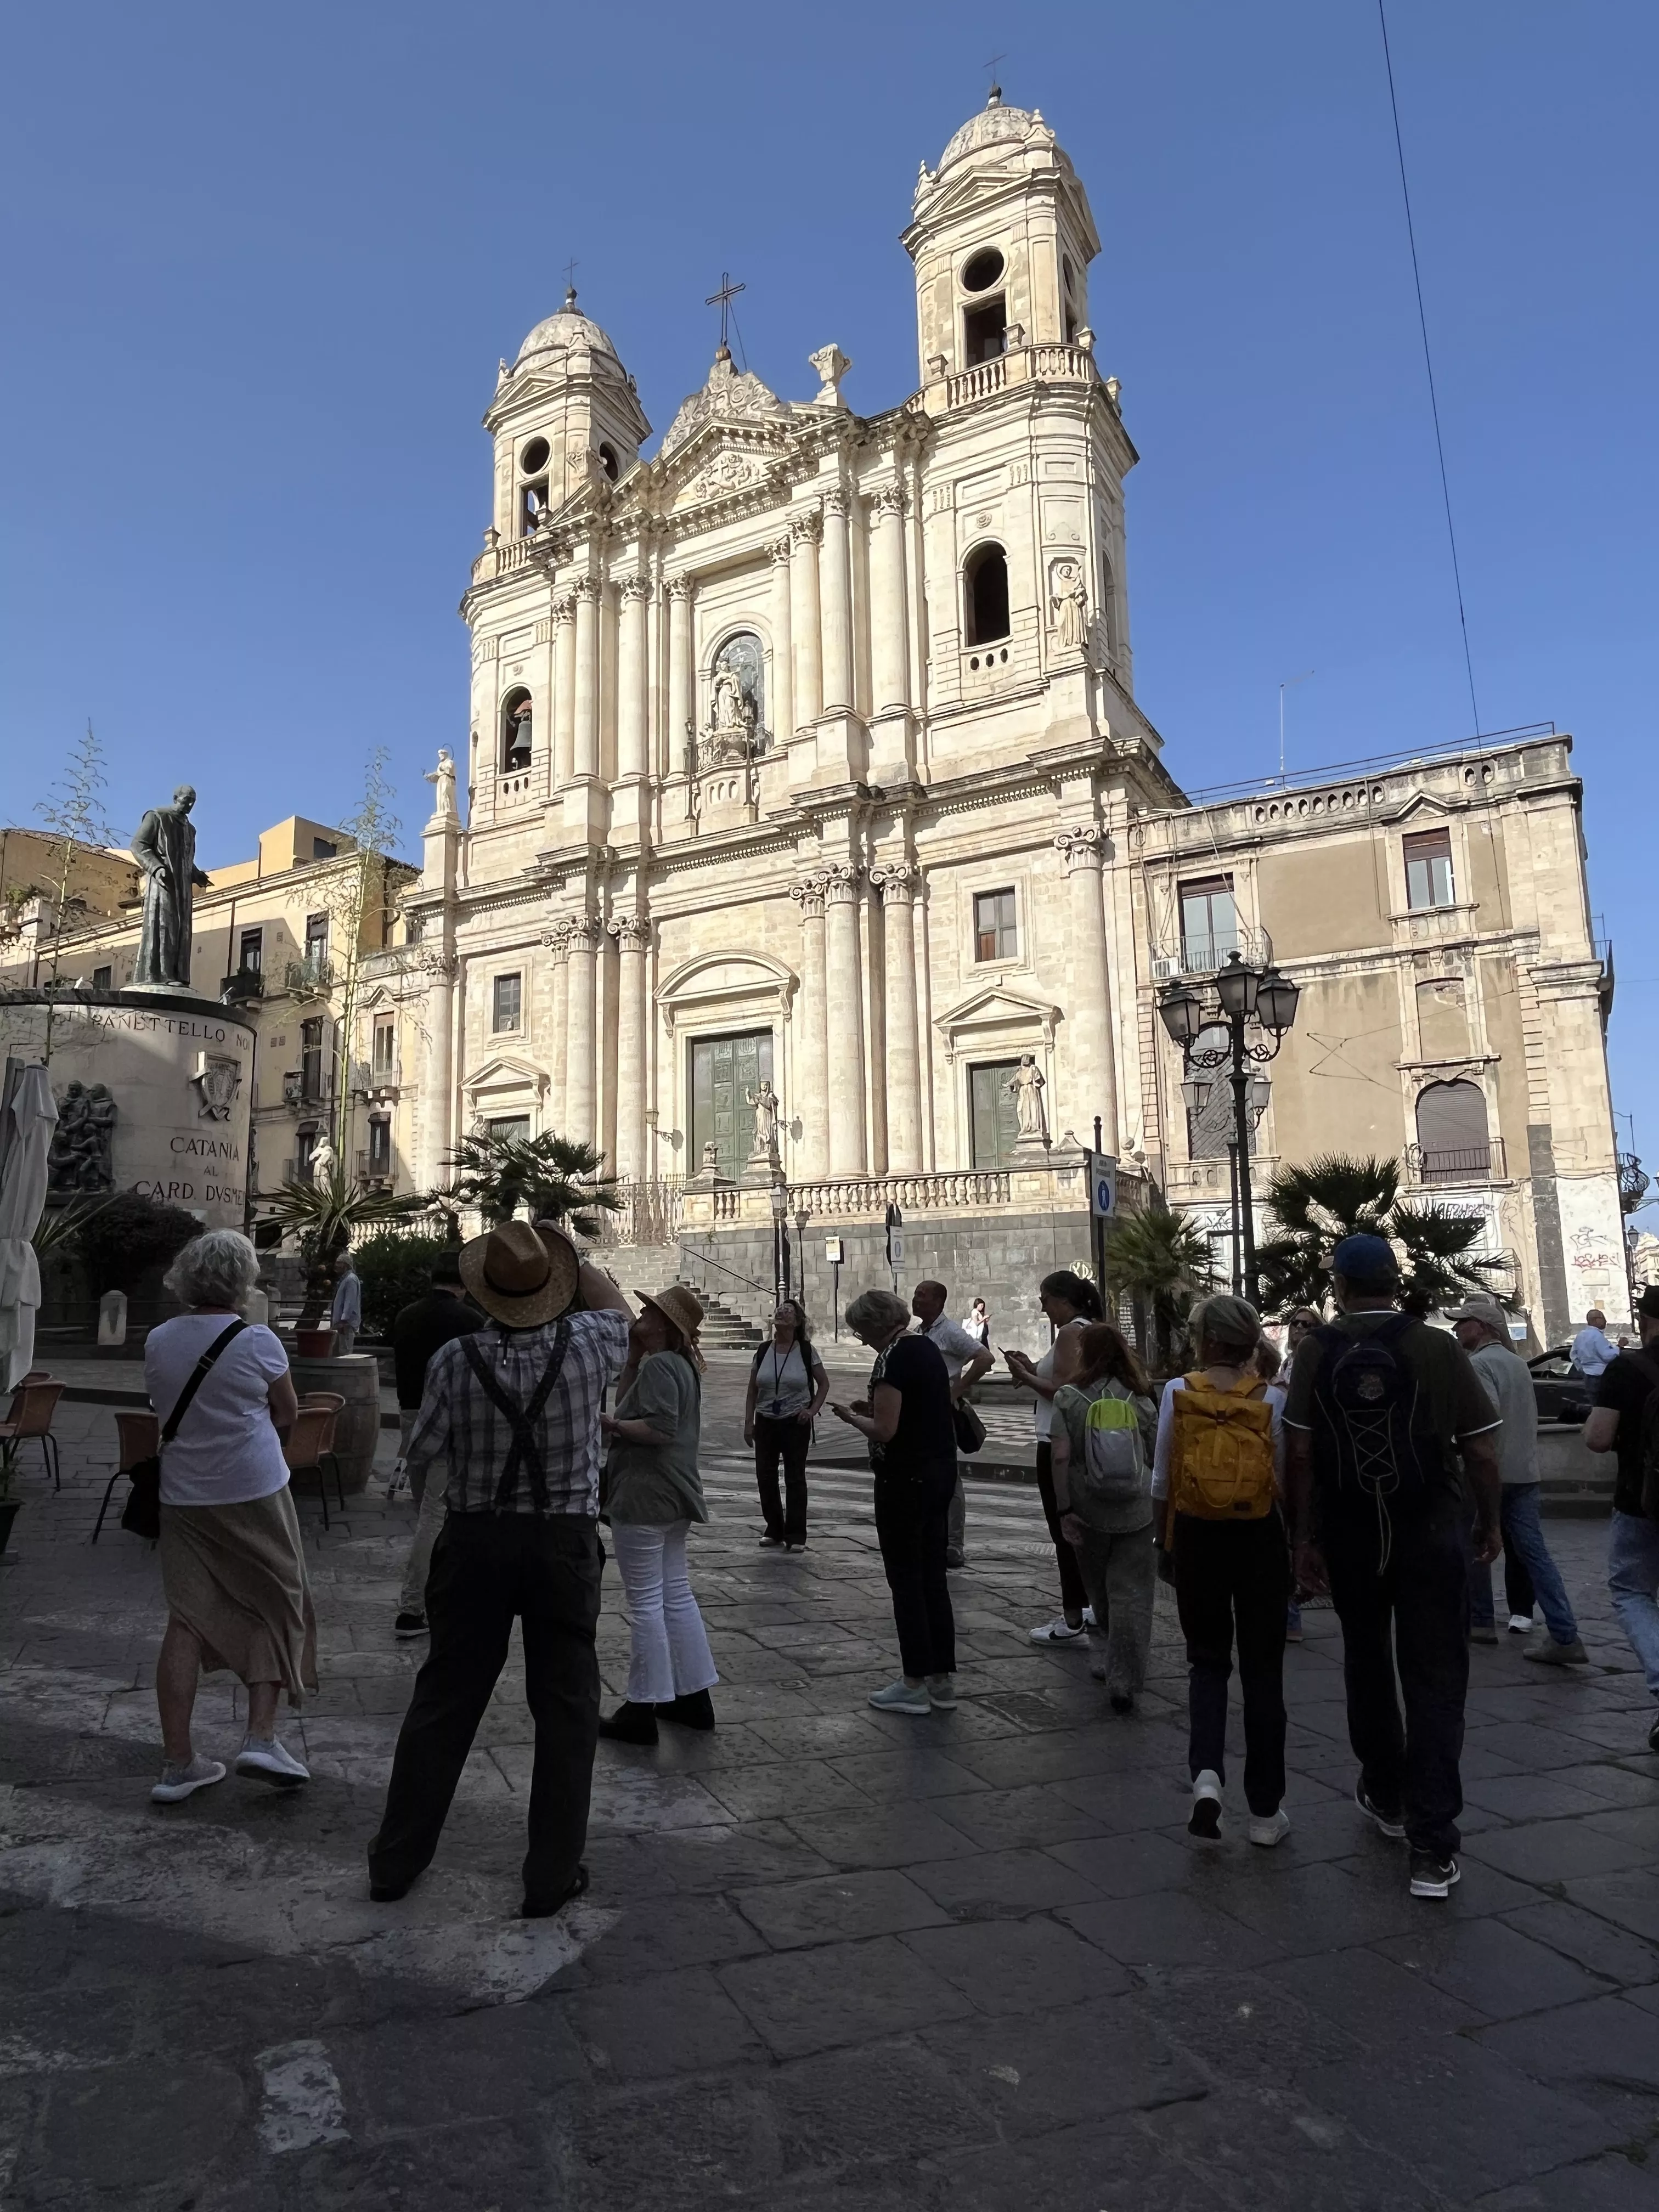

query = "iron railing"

[{"left": 1406, "top": 1138, "right": 1506, "bottom": 1186}]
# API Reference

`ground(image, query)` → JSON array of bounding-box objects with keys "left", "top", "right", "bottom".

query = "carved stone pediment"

[
  {"left": 659, "top": 351, "right": 789, "bottom": 461},
  {"left": 933, "top": 984, "right": 1063, "bottom": 1061}
]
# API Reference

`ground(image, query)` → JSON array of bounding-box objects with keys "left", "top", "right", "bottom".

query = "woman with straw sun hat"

[{"left": 597, "top": 1283, "right": 720, "bottom": 1746}]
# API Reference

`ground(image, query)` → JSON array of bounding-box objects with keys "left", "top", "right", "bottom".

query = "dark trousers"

[
  {"left": 368, "top": 1512, "right": 601, "bottom": 1901},
  {"left": 1173, "top": 1511, "right": 1290, "bottom": 1815},
  {"left": 1324, "top": 1513, "right": 1468, "bottom": 1859},
  {"left": 1036, "top": 1440, "right": 1091, "bottom": 1619},
  {"left": 874, "top": 1469, "right": 956, "bottom": 1678},
  {"left": 1504, "top": 1544, "right": 1537, "bottom": 1620},
  {"left": 754, "top": 1414, "right": 810, "bottom": 1543}
]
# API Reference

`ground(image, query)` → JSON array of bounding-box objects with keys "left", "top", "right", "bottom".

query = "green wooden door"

[
  {"left": 969, "top": 1060, "right": 1023, "bottom": 1170},
  {"left": 691, "top": 1030, "right": 774, "bottom": 1175}
]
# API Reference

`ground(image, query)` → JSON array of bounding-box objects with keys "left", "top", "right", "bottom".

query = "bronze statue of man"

[{"left": 132, "top": 785, "right": 211, "bottom": 989}]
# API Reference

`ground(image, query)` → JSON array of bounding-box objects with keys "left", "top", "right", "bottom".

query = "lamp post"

[
  {"left": 1159, "top": 952, "right": 1300, "bottom": 1306},
  {"left": 769, "top": 1181, "right": 788, "bottom": 1306}
]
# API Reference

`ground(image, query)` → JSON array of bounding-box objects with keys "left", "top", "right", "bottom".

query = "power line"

[{"left": 1376, "top": 0, "right": 1481, "bottom": 738}]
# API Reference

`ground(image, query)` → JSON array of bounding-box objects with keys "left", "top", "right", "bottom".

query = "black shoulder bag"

[{"left": 122, "top": 1320, "right": 247, "bottom": 1539}]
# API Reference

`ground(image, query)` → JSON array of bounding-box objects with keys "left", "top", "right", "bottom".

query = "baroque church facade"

[{"left": 407, "top": 89, "right": 1629, "bottom": 1341}]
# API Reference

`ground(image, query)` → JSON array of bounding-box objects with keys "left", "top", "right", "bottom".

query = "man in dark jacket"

[
  {"left": 1584, "top": 1283, "right": 1659, "bottom": 1751},
  {"left": 392, "top": 1251, "right": 481, "bottom": 1637}
]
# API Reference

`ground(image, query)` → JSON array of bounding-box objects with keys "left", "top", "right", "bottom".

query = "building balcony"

[
  {"left": 1406, "top": 1138, "right": 1506, "bottom": 1187},
  {"left": 1147, "top": 924, "right": 1273, "bottom": 985},
  {"left": 283, "top": 956, "right": 334, "bottom": 996},
  {"left": 924, "top": 341, "right": 1102, "bottom": 416}
]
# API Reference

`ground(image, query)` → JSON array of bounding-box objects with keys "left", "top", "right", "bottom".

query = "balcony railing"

[
  {"left": 283, "top": 956, "right": 334, "bottom": 995},
  {"left": 1148, "top": 924, "right": 1273, "bottom": 983},
  {"left": 1406, "top": 1138, "right": 1506, "bottom": 1187},
  {"left": 937, "top": 341, "right": 1100, "bottom": 413}
]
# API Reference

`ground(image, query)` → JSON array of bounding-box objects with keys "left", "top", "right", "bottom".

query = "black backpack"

[
  {"left": 1312, "top": 1313, "right": 1441, "bottom": 1561},
  {"left": 1623, "top": 1350, "right": 1659, "bottom": 1521}
]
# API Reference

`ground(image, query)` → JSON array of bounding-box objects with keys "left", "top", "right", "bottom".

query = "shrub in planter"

[
  {"left": 353, "top": 1232, "right": 458, "bottom": 1337},
  {"left": 74, "top": 1191, "right": 201, "bottom": 1296}
]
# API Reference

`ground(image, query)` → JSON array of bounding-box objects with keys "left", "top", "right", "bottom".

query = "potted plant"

[{"left": 266, "top": 1163, "right": 431, "bottom": 1353}]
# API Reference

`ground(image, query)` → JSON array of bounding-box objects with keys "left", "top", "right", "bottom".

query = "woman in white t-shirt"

[{"left": 143, "top": 1231, "right": 315, "bottom": 1805}]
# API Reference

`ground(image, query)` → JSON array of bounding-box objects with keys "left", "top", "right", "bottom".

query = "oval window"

[
  {"left": 961, "top": 247, "right": 1005, "bottom": 294},
  {"left": 520, "top": 436, "right": 550, "bottom": 475}
]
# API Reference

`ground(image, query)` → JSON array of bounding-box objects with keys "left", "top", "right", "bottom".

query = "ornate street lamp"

[{"left": 1156, "top": 952, "right": 1301, "bottom": 1306}]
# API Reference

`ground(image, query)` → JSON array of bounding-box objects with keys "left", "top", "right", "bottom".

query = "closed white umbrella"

[{"left": 0, "top": 1065, "right": 59, "bottom": 1389}]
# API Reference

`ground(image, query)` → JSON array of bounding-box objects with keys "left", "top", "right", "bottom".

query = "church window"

[
  {"left": 492, "top": 972, "right": 523, "bottom": 1034},
  {"left": 518, "top": 437, "right": 550, "bottom": 537},
  {"left": 1179, "top": 877, "right": 1238, "bottom": 972},
  {"left": 487, "top": 1114, "right": 531, "bottom": 1147},
  {"left": 366, "top": 1115, "right": 392, "bottom": 1180},
  {"left": 1063, "top": 255, "right": 1080, "bottom": 343},
  {"left": 1404, "top": 828, "right": 1455, "bottom": 911},
  {"left": 500, "top": 687, "right": 533, "bottom": 770},
  {"left": 598, "top": 442, "right": 619, "bottom": 481},
  {"left": 372, "top": 1014, "right": 396, "bottom": 1075},
  {"left": 969, "top": 1060, "right": 1024, "bottom": 1170},
  {"left": 964, "top": 543, "right": 1010, "bottom": 646},
  {"left": 963, "top": 296, "right": 1007, "bottom": 368},
  {"left": 690, "top": 1030, "right": 772, "bottom": 1177},
  {"left": 974, "top": 888, "right": 1018, "bottom": 963},
  {"left": 520, "top": 437, "right": 550, "bottom": 475},
  {"left": 1414, "top": 1080, "right": 1492, "bottom": 1183},
  {"left": 961, "top": 247, "right": 1005, "bottom": 294}
]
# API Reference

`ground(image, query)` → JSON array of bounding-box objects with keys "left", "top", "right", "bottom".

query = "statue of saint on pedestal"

[
  {"left": 1008, "top": 1054, "right": 1049, "bottom": 1143},
  {"left": 746, "top": 1079, "right": 782, "bottom": 1163},
  {"left": 308, "top": 1130, "right": 340, "bottom": 1184},
  {"left": 426, "top": 747, "right": 459, "bottom": 822},
  {"left": 132, "top": 786, "right": 211, "bottom": 990}
]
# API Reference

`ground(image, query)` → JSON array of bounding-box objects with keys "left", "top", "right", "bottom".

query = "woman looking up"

[{"left": 743, "top": 1300, "right": 828, "bottom": 1551}]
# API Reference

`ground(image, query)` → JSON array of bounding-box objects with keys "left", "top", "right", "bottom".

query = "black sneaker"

[
  {"left": 1409, "top": 1850, "right": 1460, "bottom": 1899},
  {"left": 394, "top": 1612, "right": 428, "bottom": 1639},
  {"left": 597, "top": 1702, "right": 659, "bottom": 1746},
  {"left": 655, "top": 1689, "right": 715, "bottom": 1731},
  {"left": 1355, "top": 1779, "right": 1407, "bottom": 1840}
]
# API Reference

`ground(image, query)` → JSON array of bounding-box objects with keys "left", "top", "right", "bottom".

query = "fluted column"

[
  {"left": 617, "top": 576, "right": 650, "bottom": 781},
  {"left": 789, "top": 511, "right": 822, "bottom": 730},
  {"left": 871, "top": 862, "right": 922, "bottom": 1172},
  {"left": 868, "top": 487, "right": 910, "bottom": 714},
  {"left": 417, "top": 951, "right": 458, "bottom": 1189},
  {"left": 666, "top": 575, "right": 694, "bottom": 775},
  {"left": 551, "top": 595, "right": 576, "bottom": 789},
  {"left": 768, "top": 538, "right": 793, "bottom": 744},
  {"left": 609, "top": 915, "right": 650, "bottom": 1182},
  {"left": 565, "top": 915, "right": 602, "bottom": 1146},
  {"left": 788, "top": 874, "right": 828, "bottom": 1177},
  {"left": 822, "top": 863, "right": 867, "bottom": 1175},
  {"left": 572, "top": 578, "right": 601, "bottom": 780},
  {"left": 820, "top": 489, "right": 853, "bottom": 713},
  {"left": 1054, "top": 827, "right": 1119, "bottom": 1152},
  {"left": 545, "top": 924, "right": 571, "bottom": 1131}
]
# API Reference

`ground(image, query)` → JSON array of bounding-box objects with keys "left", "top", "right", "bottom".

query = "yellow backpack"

[{"left": 1169, "top": 1371, "right": 1277, "bottom": 1521}]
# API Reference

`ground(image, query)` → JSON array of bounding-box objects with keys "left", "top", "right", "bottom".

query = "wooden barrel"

[{"left": 288, "top": 1351, "right": 383, "bottom": 1493}]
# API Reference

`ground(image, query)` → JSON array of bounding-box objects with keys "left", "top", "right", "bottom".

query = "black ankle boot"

[
  {"left": 597, "top": 1701, "right": 659, "bottom": 1745},
  {"left": 656, "top": 1689, "right": 715, "bottom": 1732}
]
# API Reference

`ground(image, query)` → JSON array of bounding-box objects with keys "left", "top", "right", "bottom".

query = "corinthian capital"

[
  {"left": 871, "top": 482, "right": 909, "bottom": 521},
  {"left": 619, "top": 573, "right": 652, "bottom": 604},
  {"left": 790, "top": 508, "right": 823, "bottom": 549},
  {"left": 665, "top": 573, "right": 695, "bottom": 602},
  {"left": 870, "top": 860, "right": 917, "bottom": 904},
  {"left": 1054, "top": 825, "right": 1106, "bottom": 871},
  {"left": 768, "top": 535, "right": 793, "bottom": 568},
  {"left": 571, "top": 574, "right": 602, "bottom": 605},
  {"left": 550, "top": 594, "right": 576, "bottom": 628},
  {"left": 821, "top": 487, "right": 851, "bottom": 522}
]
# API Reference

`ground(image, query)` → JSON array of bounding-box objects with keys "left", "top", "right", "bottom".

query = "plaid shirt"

[{"left": 405, "top": 1310, "right": 629, "bottom": 1516}]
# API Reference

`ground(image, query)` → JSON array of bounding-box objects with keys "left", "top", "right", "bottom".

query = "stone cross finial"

[{"left": 808, "top": 345, "right": 852, "bottom": 409}]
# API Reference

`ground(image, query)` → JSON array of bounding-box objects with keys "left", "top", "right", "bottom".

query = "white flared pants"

[{"left": 610, "top": 1519, "right": 719, "bottom": 1706}]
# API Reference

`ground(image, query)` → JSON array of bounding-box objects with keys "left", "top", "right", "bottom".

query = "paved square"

[{"left": 3, "top": 1366, "right": 1659, "bottom": 2209}]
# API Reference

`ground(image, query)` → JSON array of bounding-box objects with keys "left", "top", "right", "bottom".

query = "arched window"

[
  {"left": 1414, "top": 1080, "right": 1491, "bottom": 1184},
  {"left": 500, "top": 686, "right": 532, "bottom": 771},
  {"left": 517, "top": 436, "right": 550, "bottom": 537},
  {"left": 964, "top": 543, "right": 1010, "bottom": 647},
  {"left": 597, "top": 442, "right": 619, "bottom": 481}
]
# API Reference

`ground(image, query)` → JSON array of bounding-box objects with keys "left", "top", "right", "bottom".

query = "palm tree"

[
  {"left": 266, "top": 1165, "right": 432, "bottom": 1328},
  {"left": 1255, "top": 1152, "right": 1509, "bottom": 1316},
  {"left": 439, "top": 1130, "right": 622, "bottom": 1238},
  {"left": 1101, "top": 1204, "right": 1217, "bottom": 1376}
]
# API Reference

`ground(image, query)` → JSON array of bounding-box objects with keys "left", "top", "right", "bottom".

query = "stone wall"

[{"left": 678, "top": 1208, "right": 1096, "bottom": 1356}]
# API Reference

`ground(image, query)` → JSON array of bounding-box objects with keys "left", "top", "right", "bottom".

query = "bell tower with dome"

[{"left": 482, "top": 290, "right": 651, "bottom": 546}]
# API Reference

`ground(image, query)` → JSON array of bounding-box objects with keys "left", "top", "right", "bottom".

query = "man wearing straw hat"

[{"left": 367, "top": 1218, "right": 631, "bottom": 1917}]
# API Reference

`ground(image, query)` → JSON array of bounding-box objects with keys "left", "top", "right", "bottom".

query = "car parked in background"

[{"left": 1528, "top": 1346, "right": 1595, "bottom": 1425}]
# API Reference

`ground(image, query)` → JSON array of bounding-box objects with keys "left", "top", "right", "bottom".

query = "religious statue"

[
  {"left": 132, "top": 786, "right": 211, "bottom": 990},
  {"left": 307, "top": 1130, "right": 340, "bottom": 1184},
  {"left": 425, "top": 747, "right": 459, "bottom": 822},
  {"left": 746, "top": 1079, "right": 782, "bottom": 1162},
  {"left": 48, "top": 1081, "right": 117, "bottom": 1193},
  {"left": 1008, "top": 1055, "right": 1049, "bottom": 1142},
  {"left": 1049, "top": 562, "right": 1089, "bottom": 652},
  {"left": 710, "top": 664, "right": 754, "bottom": 744}
]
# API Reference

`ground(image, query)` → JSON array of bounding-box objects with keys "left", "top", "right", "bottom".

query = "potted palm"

[
  {"left": 266, "top": 1163, "right": 431, "bottom": 1353},
  {"left": 438, "top": 1128, "right": 622, "bottom": 1236}
]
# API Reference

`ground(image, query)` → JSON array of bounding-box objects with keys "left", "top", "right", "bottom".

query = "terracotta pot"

[
  {"left": 0, "top": 1500, "right": 19, "bottom": 1555},
  {"left": 295, "top": 1328, "right": 336, "bottom": 1359}
]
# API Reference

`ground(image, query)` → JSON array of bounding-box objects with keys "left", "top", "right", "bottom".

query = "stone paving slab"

[{"left": 1, "top": 1392, "right": 1658, "bottom": 2206}]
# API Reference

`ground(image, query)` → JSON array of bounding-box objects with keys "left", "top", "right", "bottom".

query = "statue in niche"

[
  {"left": 746, "top": 1079, "right": 782, "bottom": 1163},
  {"left": 48, "top": 1081, "right": 117, "bottom": 1193},
  {"left": 702, "top": 631, "right": 766, "bottom": 765},
  {"left": 1008, "top": 1055, "right": 1049, "bottom": 1142},
  {"left": 712, "top": 664, "right": 753, "bottom": 740},
  {"left": 1049, "top": 561, "right": 1088, "bottom": 653},
  {"left": 132, "top": 785, "right": 211, "bottom": 990}
]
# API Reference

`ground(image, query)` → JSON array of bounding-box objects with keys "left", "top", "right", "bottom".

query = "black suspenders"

[{"left": 460, "top": 1324, "right": 572, "bottom": 1513}]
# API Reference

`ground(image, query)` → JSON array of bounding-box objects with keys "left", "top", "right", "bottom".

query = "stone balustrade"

[{"left": 934, "top": 343, "right": 1099, "bottom": 414}]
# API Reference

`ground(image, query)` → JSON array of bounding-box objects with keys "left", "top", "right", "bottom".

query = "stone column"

[
  {"left": 565, "top": 915, "right": 602, "bottom": 1146},
  {"left": 768, "top": 537, "right": 793, "bottom": 745},
  {"left": 789, "top": 510, "right": 822, "bottom": 731},
  {"left": 572, "top": 578, "right": 601, "bottom": 780},
  {"left": 617, "top": 575, "right": 650, "bottom": 782},
  {"left": 417, "top": 952, "right": 458, "bottom": 1189},
  {"left": 1054, "top": 827, "right": 1119, "bottom": 1152},
  {"left": 551, "top": 595, "right": 576, "bottom": 788},
  {"left": 666, "top": 575, "right": 694, "bottom": 775},
  {"left": 820, "top": 489, "right": 853, "bottom": 713},
  {"left": 609, "top": 915, "right": 650, "bottom": 1183},
  {"left": 545, "top": 923, "right": 572, "bottom": 1131},
  {"left": 788, "top": 874, "right": 829, "bottom": 1178},
  {"left": 868, "top": 487, "right": 910, "bottom": 714},
  {"left": 871, "top": 862, "right": 922, "bottom": 1172},
  {"left": 822, "top": 863, "right": 867, "bottom": 1175}
]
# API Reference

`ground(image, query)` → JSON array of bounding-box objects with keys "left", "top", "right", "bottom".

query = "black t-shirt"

[
  {"left": 1594, "top": 1351, "right": 1659, "bottom": 1516},
  {"left": 393, "top": 1292, "right": 484, "bottom": 1408},
  {"left": 869, "top": 1333, "right": 956, "bottom": 1481}
]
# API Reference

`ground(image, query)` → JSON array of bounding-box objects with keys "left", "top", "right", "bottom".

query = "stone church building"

[{"left": 406, "top": 88, "right": 1629, "bottom": 1342}]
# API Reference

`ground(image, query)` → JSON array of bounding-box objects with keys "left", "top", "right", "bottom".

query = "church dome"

[
  {"left": 938, "top": 89, "right": 1041, "bottom": 172},
  {"left": 513, "top": 291, "right": 619, "bottom": 373}
]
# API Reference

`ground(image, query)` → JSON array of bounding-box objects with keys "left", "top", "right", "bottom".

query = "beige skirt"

[{"left": 159, "top": 1487, "right": 319, "bottom": 1706}]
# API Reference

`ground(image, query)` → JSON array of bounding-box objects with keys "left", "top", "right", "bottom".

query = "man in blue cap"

[{"left": 1283, "top": 1234, "right": 1501, "bottom": 1900}]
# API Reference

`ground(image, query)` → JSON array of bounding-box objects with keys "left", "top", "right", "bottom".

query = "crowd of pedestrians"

[{"left": 130, "top": 1220, "right": 1659, "bottom": 1918}]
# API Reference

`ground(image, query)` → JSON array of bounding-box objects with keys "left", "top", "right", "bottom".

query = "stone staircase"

[{"left": 596, "top": 1242, "right": 766, "bottom": 1350}]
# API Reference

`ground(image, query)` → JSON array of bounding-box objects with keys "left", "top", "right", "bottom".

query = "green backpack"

[{"left": 1076, "top": 1384, "right": 1148, "bottom": 1515}]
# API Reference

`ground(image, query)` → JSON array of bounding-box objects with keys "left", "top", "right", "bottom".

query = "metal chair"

[
  {"left": 0, "top": 1378, "right": 66, "bottom": 1492},
  {"left": 283, "top": 1403, "right": 346, "bottom": 1527},
  {"left": 93, "top": 1410, "right": 160, "bottom": 1544}
]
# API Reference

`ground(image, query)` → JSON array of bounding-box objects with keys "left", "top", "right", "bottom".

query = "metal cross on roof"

[
  {"left": 704, "top": 270, "right": 746, "bottom": 351},
  {"left": 562, "top": 256, "right": 579, "bottom": 305},
  {"left": 982, "top": 50, "right": 1006, "bottom": 95}
]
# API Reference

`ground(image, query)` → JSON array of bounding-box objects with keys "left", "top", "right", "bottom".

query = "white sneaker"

[
  {"left": 235, "top": 1737, "right": 310, "bottom": 1787},
  {"left": 1028, "top": 1617, "right": 1086, "bottom": 1645},
  {"left": 926, "top": 1674, "right": 957, "bottom": 1710},
  {"left": 1189, "top": 1769, "right": 1222, "bottom": 1841},
  {"left": 1507, "top": 1612, "right": 1536, "bottom": 1634},
  {"left": 867, "top": 1679, "right": 931, "bottom": 1715},
  {"left": 1248, "top": 1808, "right": 1291, "bottom": 1849},
  {"left": 150, "top": 1755, "right": 226, "bottom": 1805},
  {"left": 1082, "top": 1605, "right": 1097, "bottom": 1627}
]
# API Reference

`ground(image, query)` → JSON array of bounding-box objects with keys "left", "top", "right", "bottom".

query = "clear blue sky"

[{"left": 3, "top": 3, "right": 1654, "bottom": 1192}]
